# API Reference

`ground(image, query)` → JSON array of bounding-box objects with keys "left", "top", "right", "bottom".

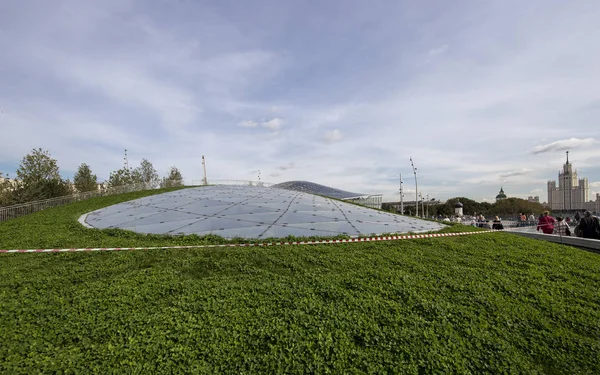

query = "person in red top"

[{"left": 537, "top": 211, "right": 556, "bottom": 234}]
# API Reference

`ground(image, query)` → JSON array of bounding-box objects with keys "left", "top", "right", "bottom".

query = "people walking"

[
  {"left": 537, "top": 211, "right": 556, "bottom": 234},
  {"left": 553, "top": 217, "right": 571, "bottom": 237},
  {"left": 477, "top": 214, "right": 486, "bottom": 228},
  {"left": 519, "top": 213, "right": 527, "bottom": 227},
  {"left": 492, "top": 216, "right": 504, "bottom": 230},
  {"left": 575, "top": 211, "right": 600, "bottom": 239}
]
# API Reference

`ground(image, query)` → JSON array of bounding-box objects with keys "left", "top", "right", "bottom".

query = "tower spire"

[{"left": 566, "top": 150, "right": 569, "bottom": 164}]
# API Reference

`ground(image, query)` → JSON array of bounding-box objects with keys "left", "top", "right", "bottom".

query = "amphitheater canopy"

[{"left": 82, "top": 186, "right": 444, "bottom": 239}]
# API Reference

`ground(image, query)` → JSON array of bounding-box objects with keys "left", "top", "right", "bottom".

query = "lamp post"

[
  {"left": 399, "top": 173, "right": 404, "bottom": 214},
  {"left": 426, "top": 194, "right": 429, "bottom": 218},
  {"left": 410, "top": 157, "right": 418, "bottom": 217}
]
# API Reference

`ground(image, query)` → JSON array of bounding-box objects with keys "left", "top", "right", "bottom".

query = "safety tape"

[{"left": 0, "top": 230, "right": 499, "bottom": 254}]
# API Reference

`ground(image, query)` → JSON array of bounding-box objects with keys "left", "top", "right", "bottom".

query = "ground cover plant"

[{"left": 1, "top": 191, "right": 599, "bottom": 373}]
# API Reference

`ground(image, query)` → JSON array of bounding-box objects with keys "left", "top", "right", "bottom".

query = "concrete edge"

[
  {"left": 510, "top": 231, "right": 600, "bottom": 253},
  {"left": 78, "top": 212, "right": 95, "bottom": 229}
]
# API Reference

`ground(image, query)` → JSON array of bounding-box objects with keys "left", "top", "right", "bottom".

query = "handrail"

[{"left": 0, "top": 183, "right": 149, "bottom": 222}]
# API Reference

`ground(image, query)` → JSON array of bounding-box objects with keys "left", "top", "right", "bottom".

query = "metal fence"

[
  {"left": 0, "top": 183, "right": 150, "bottom": 223},
  {"left": 191, "top": 180, "right": 276, "bottom": 187}
]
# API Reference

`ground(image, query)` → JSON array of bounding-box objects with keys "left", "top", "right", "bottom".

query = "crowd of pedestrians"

[
  {"left": 434, "top": 210, "right": 600, "bottom": 240},
  {"left": 536, "top": 210, "right": 600, "bottom": 240}
]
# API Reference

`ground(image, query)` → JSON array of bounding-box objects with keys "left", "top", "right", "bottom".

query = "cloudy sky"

[{"left": 1, "top": 0, "right": 599, "bottom": 202}]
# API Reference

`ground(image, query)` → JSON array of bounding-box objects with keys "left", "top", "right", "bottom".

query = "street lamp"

[
  {"left": 410, "top": 157, "right": 418, "bottom": 217},
  {"left": 399, "top": 173, "right": 404, "bottom": 214}
]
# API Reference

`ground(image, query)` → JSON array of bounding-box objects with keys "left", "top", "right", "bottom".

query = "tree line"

[
  {"left": 0, "top": 148, "right": 184, "bottom": 206},
  {"left": 383, "top": 196, "right": 548, "bottom": 218}
]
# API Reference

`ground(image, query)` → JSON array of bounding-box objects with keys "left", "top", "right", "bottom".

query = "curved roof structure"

[
  {"left": 272, "top": 180, "right": 364, "bottom": 199},
  {"left": 82, "top": 186, "right": 444, "bottom": 239}
]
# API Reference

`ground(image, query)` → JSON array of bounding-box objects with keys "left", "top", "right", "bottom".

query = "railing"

[
  {"left": 194, "top": 180, "right": 276, "bottom": 187},
  {"left": 0, "top": 183, "right": 150, "bottom": 223}
]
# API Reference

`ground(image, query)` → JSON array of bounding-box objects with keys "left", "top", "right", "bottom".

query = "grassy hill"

[{"left": 1, "top": 189, "right": 599, "bottom": 374}]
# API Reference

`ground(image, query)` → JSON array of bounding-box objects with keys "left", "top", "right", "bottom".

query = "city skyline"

[{"left": 1, "top": 0, "right": 599, "bottom": 202}]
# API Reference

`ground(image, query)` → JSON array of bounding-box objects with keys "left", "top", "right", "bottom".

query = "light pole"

[
  {"left": 410, "top": 157, "right": 418, "bottom": 217},
  {"left": 202, "top": 155, "right": 208, "bottom": 185},
  {"left": 399, "top": 173, "right": 404, "bottom": 214},
  {"left": 426, "top": 194, "right": 429, "bottom": 218}
]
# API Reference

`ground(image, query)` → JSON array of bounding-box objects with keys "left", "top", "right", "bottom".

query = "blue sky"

[{"left": 1, "top": 0, "right": 599, "bottom": 202}]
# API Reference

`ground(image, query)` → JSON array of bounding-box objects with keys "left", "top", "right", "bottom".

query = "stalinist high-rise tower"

[{"left": 547, "top": 151, "right": 589, "bottom": 211}]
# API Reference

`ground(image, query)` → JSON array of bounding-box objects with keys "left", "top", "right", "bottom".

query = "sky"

[{"left": 1, "top": 0, "right": 599, "bottom": 203}]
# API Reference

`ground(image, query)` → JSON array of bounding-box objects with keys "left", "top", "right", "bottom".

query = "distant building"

[
  {"left": 495, "top": 187, "right": 507, "bottom": 202},
  {"left": 547, "top": 152, "right": 589, "bottom": 211},
  {"left": 454, "top": 201, "right": 464, "bottom": 217},
  {"left": 527, "top": 196, "right": 540, "bottom": 203},
  {"left": 586, "top": 194, "right": 600, "bottom": 213}
]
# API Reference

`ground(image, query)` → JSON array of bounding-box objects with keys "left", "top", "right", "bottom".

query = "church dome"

[
  {"left": 495, "top": 187, "right": 507, "bottom": 200},
  {"left": 454, "top": 201, "right": 463, "bottom": 208}
]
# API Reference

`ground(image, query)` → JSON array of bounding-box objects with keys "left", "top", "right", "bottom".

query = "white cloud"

[
  {"left": 323, "top": 129, "right": 344, "bottom": 144},
  {"left": 428, "top": 45, "right": 448, "bottom": 56},
  {"left": 261, "top": 118, "right": 284, "bottom": 130},
  {"left": 277, "top": 162, "right": 295, "bottom": 171},
  {"left": 238, "top": 120, "right": 258, "bottom": 128},
  {"left": 530, "top": 138, "right": 599, "bottom": 154},
  {"left": 499, "top": 169, "right": 531, "bottom": 178}
]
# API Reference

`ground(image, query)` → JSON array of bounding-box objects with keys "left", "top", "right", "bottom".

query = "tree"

[
  {"left": 0, "top": 172, "right": 14, "bottom": 206},
  {"left": 74, "top": 163, "right": 98, "bottom": 192},
  {"left": 136, "top": 158, "right": 159, "bottom": 188},
  {"left": 14, "top": 148, "right": 72, "bottom": 201},
  {"left": 161, "top": 166, "right": 184, "bottom": 188},
  {"left": 108, "top": 167, "right": 141, "bottom": 188},
  {"left": 16, "top": 148, "right": 60, "bottom": 186}
]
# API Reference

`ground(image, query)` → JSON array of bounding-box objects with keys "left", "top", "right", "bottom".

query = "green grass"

[{"left": 1, "top": 190, "right": 599, "bottom": 374}]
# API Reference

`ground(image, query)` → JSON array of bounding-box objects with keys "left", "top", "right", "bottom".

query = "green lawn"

[{"left": 1, "top": 190, "right": 599, "bottom": 374}]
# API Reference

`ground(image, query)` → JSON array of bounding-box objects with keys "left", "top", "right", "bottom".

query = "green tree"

[
  {"left": 14, "top": 148, "right": 72, "bottom": 202},
  {"left": 136, "top": 158, "right": 159, "bottom": 188},
  {"left": 74, "top": 163, "right": 98, "bottom": 192},
  {"left": 108, "top": 167, "right": 141, "bottom": 188},
  {"left": 161, "top": 166, "right": 184, "bottom": 188},
  {"left": 490, "top": 198, "right": 547, "bottom": 218},
  {"left": 439, "top": 197, "right": 485, "bottom": 216},
  {"left": 0, "top": 172, "right": 14, "bottom": 206}
]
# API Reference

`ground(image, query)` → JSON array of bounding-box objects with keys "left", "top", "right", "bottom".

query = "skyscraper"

[{"left": 547, "top": 151, "right": 588, "bottom": 211}]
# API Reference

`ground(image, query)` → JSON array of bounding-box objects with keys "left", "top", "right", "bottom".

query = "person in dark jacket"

[
  {"left": 492, "top": 216, "right": 504, "bottom": 230},
  {"left": 575, "top": 211, "right": 600, "bottom": 239}
]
